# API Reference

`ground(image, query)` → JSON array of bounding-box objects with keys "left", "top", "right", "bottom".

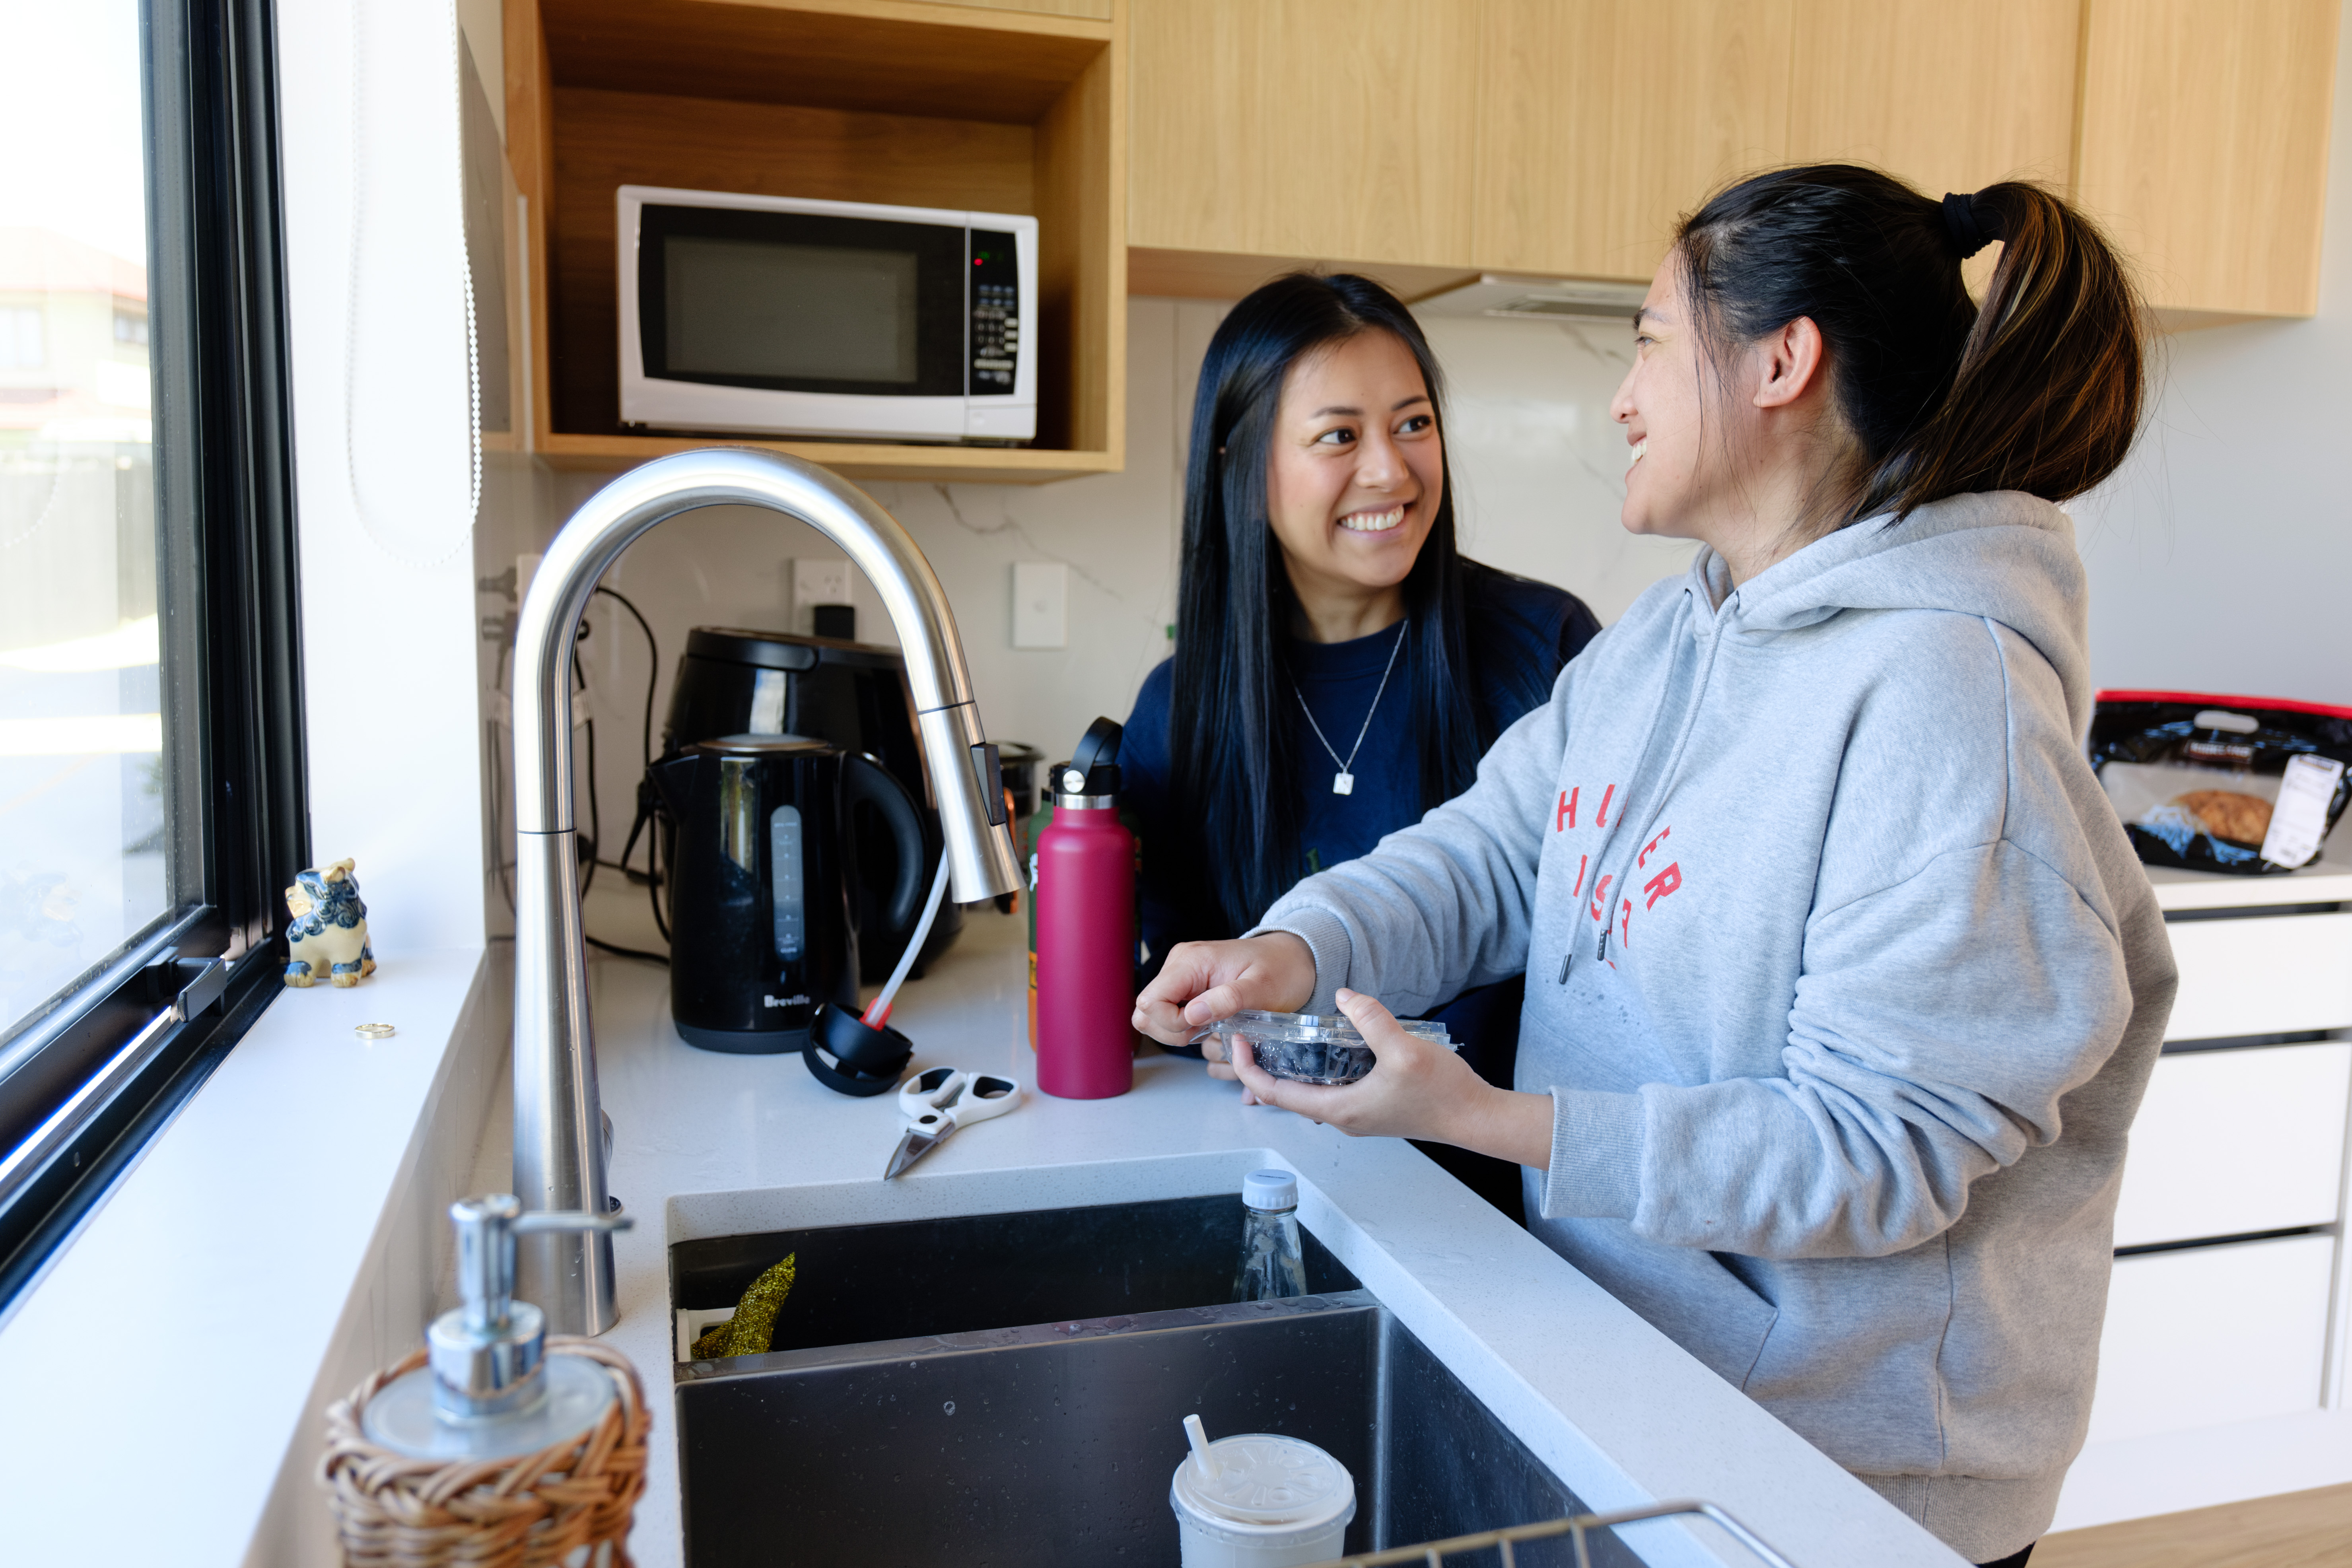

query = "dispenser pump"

[{"left": 362, "top": 1195, "right": 634, "bottom": 1459}]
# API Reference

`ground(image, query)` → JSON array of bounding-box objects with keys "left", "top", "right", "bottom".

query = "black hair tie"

[{"left": 1941, "top": 192, "right": 2000, "bottom": 259}]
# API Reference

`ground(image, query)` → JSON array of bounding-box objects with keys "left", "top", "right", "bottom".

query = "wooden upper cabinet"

[
  {"left": 1471, "top": 0, "right": 1796, "bottom": 283},
  {"left": 2076, "top": 0, "right": 2340, "bottom": 320},
  {"left": 1127, "top": 0, "right": 2338, "bottom": 320},
  {"left": 1785, "top": 0, "right": 2081, "bottom": 199},
  {"left": 1129, "top": 0, "right": 1478, "bottom": 268},
  {"left": 507, "top": 0, "right": 1126, "bottom": 482}
]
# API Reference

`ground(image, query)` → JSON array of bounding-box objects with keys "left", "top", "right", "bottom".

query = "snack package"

[{"left": 2089, "top": 691, "right": 2352, "bottom": 874}]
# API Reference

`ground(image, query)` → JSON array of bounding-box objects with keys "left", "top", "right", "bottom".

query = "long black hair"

[
  {"left": 1168, "top": 273, "right": 1555, "bottom": 937},
  {"left": 1675, "top": 165, "right": 2145, "bottom": 524}
]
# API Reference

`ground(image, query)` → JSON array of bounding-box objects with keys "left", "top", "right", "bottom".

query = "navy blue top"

[{"left": 1120, "top": 562, "right": 1601, "bottom": 1058}]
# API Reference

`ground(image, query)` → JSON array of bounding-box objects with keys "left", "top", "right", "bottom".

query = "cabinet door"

[
  {"left": 2076, "top": 0, "right": 2340, "bottom": 318},
  {"left": 1784, "top": 0, "right": 2080, "bottom": 200},
  {"left": 1470, "top": 0, "right": 1795, "bottom": 282},
  {"left": 2164, "top": 912, "right": 2352, "bottom": 1042},
  {"left": 2112, "top": 1043, "right": 2351, "bottom": 1249},
  {"left": 1130, "top": 0, "right": 1477, "bottom": 267},
  {"left": 2087, "top": 1233, "right": 2336, "bottom": 1443}
]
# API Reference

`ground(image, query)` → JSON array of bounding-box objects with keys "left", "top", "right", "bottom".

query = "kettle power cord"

[
  {"left": 484, "top": 583, "right": 669, "bottom": 964},
  {"left": 577, "top": 585, "right": 667, "bottom": 963}
]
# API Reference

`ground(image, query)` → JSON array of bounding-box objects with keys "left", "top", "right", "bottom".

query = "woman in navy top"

[{"left": 1120, "top": 273, "right": 1600, "bottom": 1216}]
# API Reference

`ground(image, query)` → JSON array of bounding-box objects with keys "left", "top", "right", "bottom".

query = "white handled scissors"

[{"left": 884, "top": 1066, "right": 1023, "bottom": 1179}]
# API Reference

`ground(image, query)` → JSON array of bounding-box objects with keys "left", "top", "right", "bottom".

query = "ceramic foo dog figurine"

[{"left": 285, "top": 858, "right": 376, "bottom": 987}]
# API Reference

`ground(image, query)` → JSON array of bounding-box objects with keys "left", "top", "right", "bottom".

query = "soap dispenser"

[{"left": 361, "top": 1194, "right": 633, "bottom": 1459}]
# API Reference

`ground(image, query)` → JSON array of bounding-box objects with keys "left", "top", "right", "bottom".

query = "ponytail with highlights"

[{"left": 1675, "top": 165, "right": 2145, "bottom": 523}]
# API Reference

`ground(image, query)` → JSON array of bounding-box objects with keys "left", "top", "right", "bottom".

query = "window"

[
  {"left": 0, "top": 0, "right": 304, "bottom": 1315},
  {"left": 0, "top": 307, "right": 42, "bottom": 369}
]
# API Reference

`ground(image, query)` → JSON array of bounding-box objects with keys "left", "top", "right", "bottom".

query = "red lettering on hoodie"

[
  {"left": 1588, "top": 874, "right": 1613, "bottom": 923},
  {"left": 1643, "top": 862, "right": 1683, "bottom": 910},
  {"left": 1596, "top": 783, "right": 1616, "bottom": 828},
  {"left": 1570, "top": 853, "right": 1588, "bottom": 899},
  {"left": 1619, "top": 898, "right": 1632, "bottom": 948},
  {"left": 1555, "top": 787, "right": 1577, "bottom": 831},
  {"left": 1639, "top": 826, "right": 1671, "bottom": 869}
]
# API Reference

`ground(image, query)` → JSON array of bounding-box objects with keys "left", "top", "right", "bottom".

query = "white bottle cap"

[
  {"left": 1169, "top": 1433, "right": 1356, "bottom": 1543},
  {"left": 1241, "top": 1169, "right": 1297, "bottom": 1212}
]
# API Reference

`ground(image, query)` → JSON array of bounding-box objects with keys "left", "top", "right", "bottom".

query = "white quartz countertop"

[
  {"left": 537, "top": 903, "right": 1964, "bottom": 1568},
  {"left": 2146, "top": 845, "right": 2352, "bottom": 909}
]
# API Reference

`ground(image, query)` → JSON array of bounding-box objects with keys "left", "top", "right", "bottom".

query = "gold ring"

[{"left": 354, "top": 1023, "right": 397, "bottom": 1040}]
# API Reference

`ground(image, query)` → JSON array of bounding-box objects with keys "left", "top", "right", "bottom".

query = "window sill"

[{"left": 0, "top": 945, "right": 496, "bottom": 1562}]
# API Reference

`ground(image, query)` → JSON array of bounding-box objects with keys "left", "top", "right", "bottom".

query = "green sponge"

[{"left": 692, "top": 1253, "right": 797, "bottom": 1359}]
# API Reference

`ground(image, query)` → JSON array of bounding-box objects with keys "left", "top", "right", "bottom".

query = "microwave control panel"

[{"left": 967, "top": 229, "right": 1020, "bottom": 395}]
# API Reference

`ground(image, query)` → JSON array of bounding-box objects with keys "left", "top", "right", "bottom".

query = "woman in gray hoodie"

[{"left": 1134, "top": 167, "right": 2176, "bottom": 1568}]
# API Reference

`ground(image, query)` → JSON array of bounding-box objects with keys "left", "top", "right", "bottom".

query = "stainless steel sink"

[{"left": 670, "top": 1195, "right": 1641, "bottom": 1566}]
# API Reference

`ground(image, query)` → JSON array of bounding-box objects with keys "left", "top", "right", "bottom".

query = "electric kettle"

[
  {"left": 654, "top": 626, "right": 964, "bottom": 983},
  {"left": 649, "top": 734, "right": 924, "bottom": 1053}
]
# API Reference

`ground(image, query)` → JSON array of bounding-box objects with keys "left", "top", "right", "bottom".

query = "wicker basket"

[{"left": 318, "top": 1337, "right": 649, "bottom": 1568}]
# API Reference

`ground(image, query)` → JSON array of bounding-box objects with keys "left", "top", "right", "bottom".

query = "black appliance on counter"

[
  {"left": 651, "top": 736, "right": 925, "bottom": 1053},
  {"left": 655, "top": 627, "right": 962, "bottom": 981}
]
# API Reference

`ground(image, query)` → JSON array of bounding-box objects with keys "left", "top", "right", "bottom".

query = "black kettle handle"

[
  {"left": 842, "top": 752, "right": 927, "bottom": 935},
  {"left": 646, "top": 751, "right": 699, "bottom": 820}
]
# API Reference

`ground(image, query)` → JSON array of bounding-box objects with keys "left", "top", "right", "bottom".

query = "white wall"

[
  {"left": 280, "top": 0, "right": 486, "bottom": 954},
  {"left": 2072, "top": 4, "right": 2352, "bottom": 709}
]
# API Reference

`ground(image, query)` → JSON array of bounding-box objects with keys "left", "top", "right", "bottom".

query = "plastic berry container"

[{"left": 1186, "top": 1009, "right": 1454, "bottom": 1086}]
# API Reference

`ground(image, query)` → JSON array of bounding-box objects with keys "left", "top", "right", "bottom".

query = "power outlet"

[
  {"left": 793, "top": 558, "right": 853, "bottom": 629},
  {"left": 1011, "top": 561, "right": 1068, "bottom": 649}
]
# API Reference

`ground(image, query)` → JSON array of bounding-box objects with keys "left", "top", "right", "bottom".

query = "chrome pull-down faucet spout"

[{"left": 508, "top": 449, "right": 1023, "bottom": 1334}]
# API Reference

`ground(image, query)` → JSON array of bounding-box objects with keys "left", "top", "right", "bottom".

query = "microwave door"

[{"left": 628, "top": 203, "right": 967, "bottom": 440}]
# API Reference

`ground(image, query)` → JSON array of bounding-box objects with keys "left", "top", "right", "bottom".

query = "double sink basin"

[{"left": 668, "top": 1193, "right": 1643, "bottom": 1567}]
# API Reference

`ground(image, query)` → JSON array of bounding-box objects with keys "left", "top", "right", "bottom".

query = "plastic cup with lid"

[{"left": 1170, "top": 1414, "right": 1356, "bottom": 1567}]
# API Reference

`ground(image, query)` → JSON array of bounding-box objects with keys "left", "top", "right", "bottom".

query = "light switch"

[{"left": 1011, "top": 561, "right": 1067, "bottom": 649}]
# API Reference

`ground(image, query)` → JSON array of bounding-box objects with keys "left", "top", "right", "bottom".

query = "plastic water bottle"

[
  {"left": 1034, "top": 717, "right": 1135, "bottom": 1100},
  {"left": 1232, "top": 1169, "right": 1307, "bottom": 1301}
]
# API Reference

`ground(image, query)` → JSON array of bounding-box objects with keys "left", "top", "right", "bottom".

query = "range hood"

[{"left": 1412, "top": 274, "right": 1648, "bottom": 321}]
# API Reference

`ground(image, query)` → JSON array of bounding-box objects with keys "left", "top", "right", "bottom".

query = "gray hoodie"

[{"left": 1256, "top": 492, "right": 2177, "bottom": 1562}]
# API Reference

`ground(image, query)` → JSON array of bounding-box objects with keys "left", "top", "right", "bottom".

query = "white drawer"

[
  {"left": 2086, "top": 1233, "right": 2337, "bottom": 1444},
  {"left": 2112, "top": 1043, "right": 2351, "bottom": 1248},
  {"left": 2163, "top": 911, "right": 2352, "bottom": 1041}
]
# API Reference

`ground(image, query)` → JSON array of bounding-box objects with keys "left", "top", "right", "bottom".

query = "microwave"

[{"left": 617, "top": 186, "right": 1037, "bottom": 444}]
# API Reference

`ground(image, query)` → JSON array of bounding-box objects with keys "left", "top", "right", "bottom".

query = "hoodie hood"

[{"left": 1698, "top": 491, "right": 2093, "bottom": 735}]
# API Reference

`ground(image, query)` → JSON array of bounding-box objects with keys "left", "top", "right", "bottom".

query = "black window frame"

[{"left": 0, "top": 0, "right": 306, "bottom": 1317}]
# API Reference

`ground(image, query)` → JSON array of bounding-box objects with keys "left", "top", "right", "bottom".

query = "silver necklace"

[{"left": 1291, "top": 622, "right": 1406, "bottom": 795}]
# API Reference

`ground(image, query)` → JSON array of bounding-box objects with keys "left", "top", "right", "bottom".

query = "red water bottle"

[{"left": 1035, "top": 718, "right": 1135, "bottom": 1099}]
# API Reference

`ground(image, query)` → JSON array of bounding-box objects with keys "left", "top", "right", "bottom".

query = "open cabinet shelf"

[{"left": 503, "top": 0, "right": 1126, "bottom": 485}]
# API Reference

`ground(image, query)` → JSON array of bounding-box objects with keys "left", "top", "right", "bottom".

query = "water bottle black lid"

[{"left": 1058, "top": 716, "right": 1122, "bottom": 798}]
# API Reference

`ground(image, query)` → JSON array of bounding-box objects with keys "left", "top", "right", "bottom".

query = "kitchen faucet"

[{"left": 508, "top": 449, "right": 1024, "bottom": 1334}]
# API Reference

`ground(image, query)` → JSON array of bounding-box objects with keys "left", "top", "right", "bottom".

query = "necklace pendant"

[{"left": 1333, "top": 771, "right": 1354, "bottom": 796}]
